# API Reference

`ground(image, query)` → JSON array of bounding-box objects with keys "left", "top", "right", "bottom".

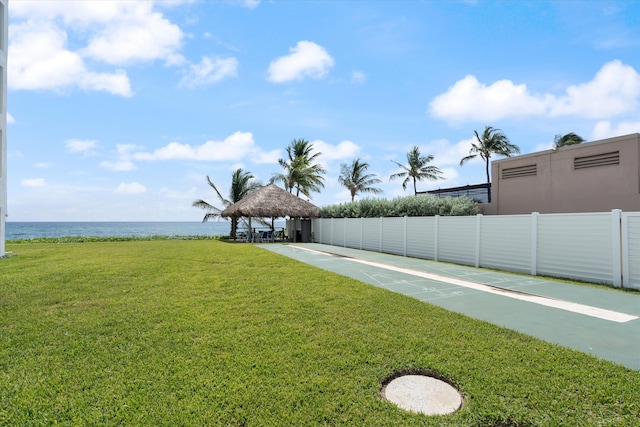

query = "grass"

[{"left": 1, "top": 240, "right": 639, "bottom": 426}]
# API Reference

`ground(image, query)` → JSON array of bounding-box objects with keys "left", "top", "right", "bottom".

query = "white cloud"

[
  {"left": 429, "top": 75, "right": 548, "bottom": 122},
  {"left": 79, "top": 70, "right": 132, "bottom": 97},
  {"left": 160, "top": 186, "right": 197, "bottom": 199},
  {"left": 351, "top": 71, "right": 367, "bottom": 84},
  {"left": 81, "top": 4, "right": 184, "bottom": 66},
  {"left": 178, "top": 56, "right": 238, "bottom": 88},
  {"left": 132, "top": 131, "right": 279, "bottom": 163},
  {"left": 34, "top": 162, "right": 54, "bottom": 169},
  {"left": 10, "top": 1, "right": 184, "bottom": 66},
  {"left": 116, "top": 182, "right": 147, "bottom": 194},
  {"left": 9, "top": 22, "right": 88, "bottom": 88},
  {"left": 22, "top": 178, "right": 47, "bottom": 188},
  {"left": 438, "top": 167, "right": 460, "bottom": 183},
  {"left": 592, "top": 119, "right": 640, "bottom": 140},
  {"left": 430, "top": 60, "right": 640, "bottom": 123},
  {"left": 252, "top": 149, "right": 282, "bottom": 164},
  {"left": 8, "top": 1, "right": 187, "bottom": 96},
  {"left": 11, "top": 1, "right": 147, "bottom": 23},
  {"left": 238, "top": 0, "right": 261, "bottom": 9},
  {"left": 550, "top": 60, "right": 640, "bottom": 118},
  {"left": 9, "top": 21, "right": 133, "bottom": 97},
  {"left": 7, "top": 113, "right": 15, "bottom": 124},
  {"left": 100, "top": 160, "right": 137, "bottom": 172},
  {"left": 423, "top": 137, "right": 482, "bottom": 167},
  {"left": 311, "top": 140, "right": 361, "bottom": 161},
  {"left": 267, "top": 41, "right": 334, "bottom": 83},
  {"left": 65, "top": 139, "right": 99, "bottom": 156},
  {"left": 100, "top": 144, "right": 142, "bottom": 171}
]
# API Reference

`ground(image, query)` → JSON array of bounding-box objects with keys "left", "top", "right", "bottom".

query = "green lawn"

[{"left": 1, "top": 240, "right": 638, "bottom": 426}]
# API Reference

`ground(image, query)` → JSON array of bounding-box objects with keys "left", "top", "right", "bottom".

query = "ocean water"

[{"left": 5, "top": 221, "right": 234, "bottom": 240}]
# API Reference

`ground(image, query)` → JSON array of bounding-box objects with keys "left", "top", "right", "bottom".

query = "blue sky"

[{"left": 6, "top": 0, "right": 640, "bottom": 221}]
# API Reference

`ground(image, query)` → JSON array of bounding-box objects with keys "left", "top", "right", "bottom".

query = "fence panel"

[
  {"left": 437, "top": 216, "right": 476, "bottom": 265},
  {"left": 537, "top": 213, "right": 614, "bottom": 284},
  {"left": 381, "top": 217, "right": 405, "bottom": 255},
  {"left": 345, "top": 218, "right": 361, "bottom": 249},
  {"left": 311, "top": 219, "right": 326, "bottom": 243},
  {"left": 623, "top": 213, "right": 640, "bottom": 290},
  {"left": 328, "top": 218, "right": 345, "bottom": 247},
  {"left": 406, "top": 216, "right": 436, "bottom": 259},
  {"left": 361, "top": 218, "right": 381, "bottom": 251},
  {"left": 479, "top": 215, "right": 532, "bottom": 274}
]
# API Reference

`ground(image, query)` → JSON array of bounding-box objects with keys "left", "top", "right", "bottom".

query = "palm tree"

[
  {"left": 338, "top": 158, "right": 383, "bottom": 201},
  {"left": 389, "top": 146, "right": 443, "bottom": 195},
  {"left": 460, "top": 126, "right": 520, "bottom": 184},
  {"left": 553, "top": 132, "right": 585, "bottom": 149},
  {"left": 192, "top": 169, "right": 262, "bottom": 239},
  {"left": 271, "top": 138, "right": 326, "bottom": 198}
]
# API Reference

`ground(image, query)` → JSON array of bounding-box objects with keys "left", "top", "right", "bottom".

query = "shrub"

[{"left": 319, "top": 195, "right": 479, "bottom": 218}]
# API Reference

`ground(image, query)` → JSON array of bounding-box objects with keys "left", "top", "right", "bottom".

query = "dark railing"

[{"left": 419, "top": 183, "right": 492, "bottom": 203}]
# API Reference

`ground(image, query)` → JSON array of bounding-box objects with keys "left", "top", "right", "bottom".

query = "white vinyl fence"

[{"left": 312, "top": 210, "right": 640, "bottom": 290}]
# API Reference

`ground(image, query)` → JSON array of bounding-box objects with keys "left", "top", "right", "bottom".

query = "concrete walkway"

[{"left": 261, "top": 243, "right": 640, "bottom": 370}]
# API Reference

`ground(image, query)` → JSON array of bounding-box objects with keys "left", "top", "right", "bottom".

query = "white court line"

[{"left": 290, "top": 245, "right": 638, "bottom": 323}]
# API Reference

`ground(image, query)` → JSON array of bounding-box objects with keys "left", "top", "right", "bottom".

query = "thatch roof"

[{"left": 221, "top": 183, "right": 321, "bottom": 218}]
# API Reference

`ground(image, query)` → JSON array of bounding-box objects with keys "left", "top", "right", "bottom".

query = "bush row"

[
  {"left": 7, "top": 235, "right": 224, "bottom": 244},
  {"left": 320, "top": 195, "right": 480, "bottom": 218}
]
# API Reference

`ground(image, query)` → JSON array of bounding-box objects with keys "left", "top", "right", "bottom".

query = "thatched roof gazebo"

[{"left": 221, "top": 183, "right": 321, "bottom": 241}]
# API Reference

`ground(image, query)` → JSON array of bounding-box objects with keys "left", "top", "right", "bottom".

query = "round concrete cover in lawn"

[{"left": 383, "top": 375, "right": 462, "bottom": 415}]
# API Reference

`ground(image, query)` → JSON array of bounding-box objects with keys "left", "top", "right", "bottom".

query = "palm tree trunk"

[
  {"left": 231, "top": 217, "right": 238, "bottom": 240},
  {"left": 485, "top": 160, "right": 492, "bottom": 203},
  {"left": 485, "top": 160, "right": 490, "bottom": 184}
]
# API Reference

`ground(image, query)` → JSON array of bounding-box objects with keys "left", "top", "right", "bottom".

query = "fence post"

[
  {"left": 330, "top": 217, "right": 334, "bottom": 246},
  {"left": 434, "top": 215, "right": 439, "bottom": 261},
  {"left": 379, "top": 216, "right": 383, "bottom": 253},
  {"left": 621, "top": 212, "right": 630, "bottom": 289},
  {"left": 403, "top": 216, "right": 408, "bottom": 257},
  {"left": 344, "top": 218, "right": 347, "bottom": 248},
  {"left": 360, "top": 217, "right": 363, "bottom": 250},
  {"left": 475, "top": 214, "right": 482, "bottom": 268},
  {"left": 531, "top": 212, "right": 538, "bottom": 276},
  {"left": 612, "top": 209, "right": 622, "bottom": 287}
]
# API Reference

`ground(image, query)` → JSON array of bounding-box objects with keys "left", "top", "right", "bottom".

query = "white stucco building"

[{"left": 0, "top": 0, "right": 7, "bottom": 256}]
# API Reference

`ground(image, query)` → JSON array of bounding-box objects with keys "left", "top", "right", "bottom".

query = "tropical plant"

[
  {"left": 389, "top": 146, "right": 443, "bottom": 195},
  {"left": 271, "top": 138, "right": 326, "bottom": 198},
  {"left": 553, "top": 132, "right": 585, "bottom": 149},
  {"left": 319, "top": 195, "right": 479, "bottom": 218},
  {"left": 192, "top": 169, "right": 262, "bottom": 239},
  {"left": 338, "top": 158, "right": 383, "bottom": 201},
  {"left": 460, "top": 125, "right": 520, "bottom": 184}
]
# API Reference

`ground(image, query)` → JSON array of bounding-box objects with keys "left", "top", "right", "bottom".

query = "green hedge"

[
  {"left": 7, "top": 235, "right": 223, "bottom": 244},
  {"left": 320, "top": 195, "right": 480, "bottom": 218}
]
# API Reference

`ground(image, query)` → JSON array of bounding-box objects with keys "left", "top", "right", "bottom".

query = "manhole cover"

[{"left": 383, "top": 374, "right": 462, "bottom": 415}]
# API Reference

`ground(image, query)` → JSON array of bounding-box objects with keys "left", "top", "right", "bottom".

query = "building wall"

[
  {"left": 487, "top": 133, "right": 640, "bottom": 215},
  {"left": 0, "top": 0, "right": 7, "bottom": 256}
]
